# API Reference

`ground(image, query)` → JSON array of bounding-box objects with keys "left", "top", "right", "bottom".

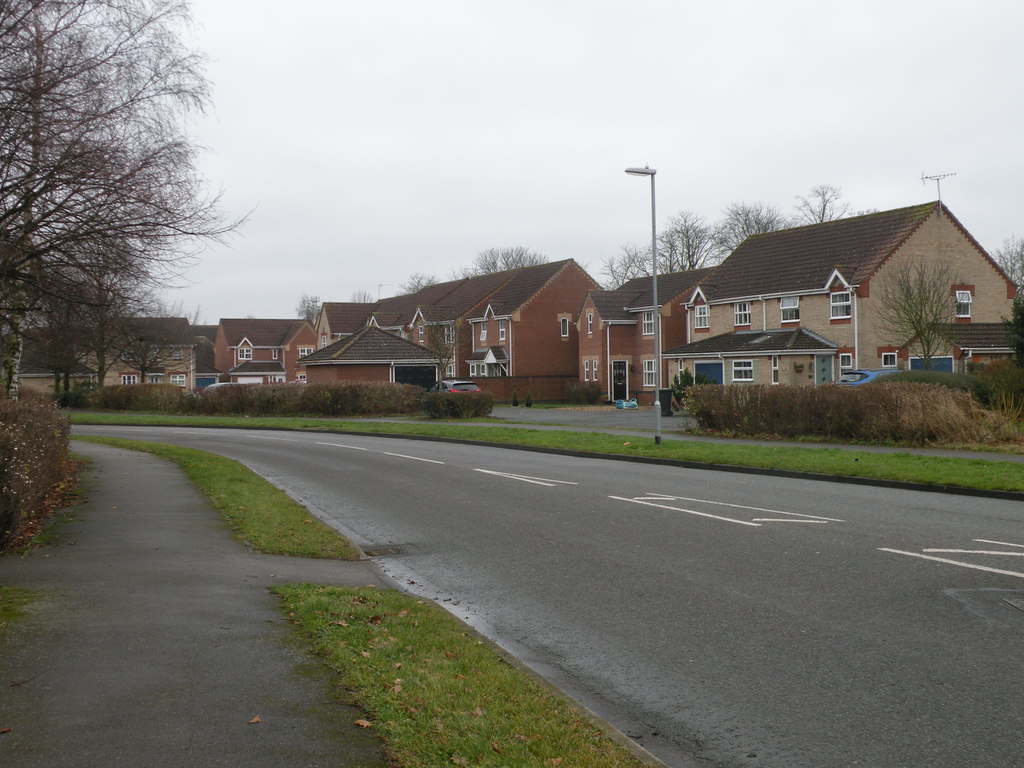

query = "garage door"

[
  {"left": 910, "top": 356, "right": 953, "bottom": 372},
  {"left": 394, "top": 365, "right": 438, "bottom": 389}
]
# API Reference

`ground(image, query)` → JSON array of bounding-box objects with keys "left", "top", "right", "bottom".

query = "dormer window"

[
  {"left": 955, "top": 290, "right": 972, "bottom": 318},
  {"left": 480, "top": 324, "right": 487, "bottom": 343},
  {"left": 694, "top": 304, "right": 709, "bottom": 329},
  {"left": 237, "top": 347, "right": 252, "bottom": 361},
  {"left": 830, "top": 292, "right": 852, "bottom": 319}
]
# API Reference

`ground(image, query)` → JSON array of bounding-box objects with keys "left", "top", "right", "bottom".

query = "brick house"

[
  {"left": 109, "top": 317, "right": 198, "bottom": 388},
  {"left": 314, "top": 303, "right": 377, "bottom": 349},
  {"left": 663, "top": 201, "right": 1017, "bottom": 385},
  {"left": 300, "top": 326, "right": 439, "bottom": 386},
  {"left": 578, "top": 268, "right": 714, "bottom": 403},
  {"left": 214, "top": 318, "right": 316, "bottom": 384}
]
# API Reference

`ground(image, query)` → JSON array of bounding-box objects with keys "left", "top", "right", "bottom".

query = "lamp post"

[{"left": 625, "top": 165, "right": 662, "bottom": 445}]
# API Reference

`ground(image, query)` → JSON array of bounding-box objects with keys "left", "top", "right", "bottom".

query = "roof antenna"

[{"left": 921, "top": 172, "right": 956, "bottom": 213}]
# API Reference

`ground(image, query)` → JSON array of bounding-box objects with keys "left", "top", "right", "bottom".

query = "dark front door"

[{"left": 612, "top": 360, "right": 628, "bottom": 400}]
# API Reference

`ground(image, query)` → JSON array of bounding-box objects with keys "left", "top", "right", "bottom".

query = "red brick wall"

[
  {"left": 475, "top": 375, "right": 576, "bottom": 402},
  {"left": 304, "top": 364, "right": 393, "bottom": 384}
]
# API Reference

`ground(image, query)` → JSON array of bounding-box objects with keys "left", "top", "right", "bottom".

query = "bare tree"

[
  {"left": 423, "top": 319, "right": 463, "bottom": 379},
  {"left": 453, "top": 246, "right": 548, "bottom": 278},
  {"left": 399, "top": 273, "right": 439, "bottom": 295},
  {"left": 295, "top": 293, "right": 320, "bottom": 323},
  {"left": 350, "top": 288, "right": 375, "bottom": 303},
  {"left": 602, "top": 210, "right": 721, "bottom": 287},
  {"left": 715, "top": 202, "right": 791, "bottom": 255},
  {"left": 993, "top": 235, "right": 1024, "bottom": 288},
  {"left": 794, "top": 184, "right": 850, "bottom": 225},
  {"left": 877, "top": 260, "right": 957, "bottom": 369},
  {"left": 0, "top": 0, "right": 235, "bottom": 398}
]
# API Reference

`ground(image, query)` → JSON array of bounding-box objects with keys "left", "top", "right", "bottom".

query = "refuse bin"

[{"left": 658, "top": 388, "right": 673, "bottom": 416}]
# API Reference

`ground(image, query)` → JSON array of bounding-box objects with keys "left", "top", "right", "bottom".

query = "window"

[
  {"left": 642, "top": 359, "right": 656, "bottom": 388},
  {"left": 587, "top": 313, "right": 593, "bottom": 334},
  {"left": 170, "top": 374, "right": 186, "bottom": 387},
  {"left": 732, "top": 360, "right": 754, "bottom": 381},
  {"left": 694, "top": 304, "right": 709, "bottom": 329},
  {"left": 771, "top": 356, "right": 779, "bottom": 385},
  {"left": 320, "top": 334, "right": 327, "bottom": 348},
  {"left": 272, "top": 349, "right": 279, "bottom": 360},
  {"left": 444, "top": 325, "right": 455, "bottom": 344},
  {"left": 480, "top": 324, "right": 487, "bottom": 343},
  {"left": 830, "top": 291, "right": 852, "bottom": 319},
  {"left": 272, "top": 375, "right": 285, "bottom": 383},
  {"left": 641, "top": 311, "right": 655, "bottom": 335},
  {"left": 955, "top": 290, "right": 972, "bottom": 318},
  {"left": 584, "top": 360, "right": 591, "bottom": 380},
  {"left": 418, "top": 325, "right": 425, "bottom": 343},
  {"left": 882, "top": 352, "right": 898, "bottom": 367},
  {"left": 121, "top": 374, "right": 138, "bottom": 385},
  {"left": 297, "top": 373, "right": 307, "bottom": 382},
  {"left": 146, "top": 374, "right": 162, "bottom": 384},
  {"left": 298, "top": 347, "right": 313, "bottom": 357},
  {"left": 172, "top": 348, "right": 183, "bottom": 360},
  {"left": 780, "top": 296, "right": 800, "bottom": 323},
  {"left": 734, "top": 302, "right": 751, "bottom": 326},
  {"left": 446, "top": 363, "right": 456, "bottom": 377},
  {"left": 237, "top": 347, "right": 252, "bottom": 360},
  {"left": 499, "top": 320, "right": 506, "bottom": 341},
  {"left": 839, "top": 353, "right": 853, "bottom": 369},
  {"left": 560, "top": 318, "right": 570, "bottom": 337}
]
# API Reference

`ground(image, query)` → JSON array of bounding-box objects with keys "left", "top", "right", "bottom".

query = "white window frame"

[
  {"left": 587, "top": 313, "right": 593, "bottom": 334},
  {"left": 298, "top": 347, "right": 313, "bottom": 357},
  {"left": 172, "top": 348, "right": 183, "bottom": 360},
  {"left": 839, "top": 353, "right": 853, "bottom": 370},
  {"left": 642, "top": 358, "right": 656, "bottom": 388},
  {"left": 498, "top": 320, "right": 506, "bottom": 341},
  {"left": 734, "top": 302, "right": 751, "bottom": 326},
  {"left": 170, "top": 373, "right": 186, "bottom": 387},
  {"left": 955, "top": 290, "right": 972, "bottom": 318},
  {"left": 780, "top": 296, "right": 800, "bottom": 323},
  {"left": 121, "top": 374, "right": 138, "bottom": 385},
  {"left": 771, "top": 355, "right": 779, "bottom": 384},
  {"left": 272, "top": 375, "right": 285, "bottom": 383},
  {"left": 583, "top": 360, "right": 591, "bottom": 381},
  {"left": 480, "top": 324, "right": 487, "bottom": 344},
  {"left": 731, "top": 359, "right": 754, "bottom": 382},
  {"left": 272, "top": 349, "right": 279, "bottom": 360},
  {"left": 446, "top": 363, "right": 456, "bottom": 377},
  {"left": 830, "top": 291, "right": 852, "bottom": 319},
  {"left": 444, "top": 325, "right": 455, "bottom": 344},
  {"left": 560, "top": 317, "right": 570, "bottom": 337},
  {"left": 641, "top": 312, "right": 655, "bottom": 336},
  {"left": 694, "top": 304, "right": 709, "bottom": 329},
  {"left": 418, "top": 325, "right": 425, "bottom": 343},
  {"left": 237, "top": 347, "right": 252, "bottom": 361},
  {"left": 882, "top": 352, "right": 898, "bottom": 368}
]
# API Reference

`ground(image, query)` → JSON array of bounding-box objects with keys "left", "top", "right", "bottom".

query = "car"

[
  {"left": 836, "top": 368, "right": 898, "bottom": 386},
  {"left": 427, "top": 379, "right": 481, "bottom": 393}
]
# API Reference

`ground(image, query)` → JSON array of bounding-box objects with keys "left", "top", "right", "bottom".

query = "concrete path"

[{"left": 0, "top": 441, "right": 392, "bottom": 768}]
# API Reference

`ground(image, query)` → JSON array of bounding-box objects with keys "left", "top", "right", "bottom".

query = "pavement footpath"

[{"left": 0, "top": 440, "right": 394, "bottom": 768}]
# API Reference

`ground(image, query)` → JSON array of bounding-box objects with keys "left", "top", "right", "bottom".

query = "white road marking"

[
  {"left": 975, "top": 539, "right": 1024, "bottom": 549},
  {"left": 384, "top": 452, "right": 445, "bottom": 464},
  {"left": 878, "top": 548, "right": 1024, "bottom": 579},
  {"left": 752, "top": 519, "right": 828, "bottom": 523},
  {"left": 924, "top": 549, "right": 1024, "bottom": 557},
  {"left": 610, "top": 496, "right": 762, "bottom": 527},
  {"left": 316, "top": 442, "right": 369, "bottom": 451},
  {"left": 474, "top": 469, "right": 579, "bottom": 487},
  {"left": 639, "top": 494, "right": 843, "bottom": 522},
  {"left": 248, "top": 435, "right": 297, "bottom": 442}
]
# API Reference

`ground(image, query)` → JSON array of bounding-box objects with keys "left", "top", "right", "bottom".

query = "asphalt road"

[{"left": 74, "top": 425, "right": 1024, "bottom": 768}]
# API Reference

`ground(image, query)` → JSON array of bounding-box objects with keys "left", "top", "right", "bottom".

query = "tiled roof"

[
  {"left": 480, "top": 260, "right": 573, "bottom": 316},
  {"left": 322, "top": 303, "right": 377, "bottom": 335},
  {"left": 701, "top": 202, "right": 940, "bottom": 300},
  {"left": 192, "top": 324, "right": 219, "bottom": 342},
  {"left": 617, "top": 267, "right": 717, "bottom": 308},
  {"left": 940, "top": 323, "right": 1011, "bottom": 350},
  {"left": 664, "top": 328, "right": 838, "bottom": 357},
  {"left": 219, "top": 318, "right": 310, "bottom": 347},
  {"left": 301, "top": 326, "right": 439, "bottom": 364},
  {"left": 230, "top": 360, "right": 285, "bottom": 374},
  {"left": 466, "top": 346, "right": 511, "bottom": 362},
  {"left": 588, "top": 289, "right": 643, "bottom": 322},
  {"left": 131, "top": 316, "right": 194, "bottom": 345}
]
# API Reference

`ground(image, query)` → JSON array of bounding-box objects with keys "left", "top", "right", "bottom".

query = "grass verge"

[
  {"left": 73, "top": 436, "right": 361, "bottom": 560},
  {"left": 0, "top": 587, "right": 37, "bottom": 633},
  {"left": 71, "top": 412, "right": 1024, "bottom": 494},
  {"left": 275, "top": 584, "right": 654, "bottom": 768}
]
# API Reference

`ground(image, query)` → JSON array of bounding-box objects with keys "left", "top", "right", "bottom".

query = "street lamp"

[{"left": 625, "top": 165, "right": 662, "bottom": 445}]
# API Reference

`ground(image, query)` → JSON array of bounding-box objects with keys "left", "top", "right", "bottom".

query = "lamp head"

[{"left": 625, "top": 166, "right": 656, "bottom": 176}]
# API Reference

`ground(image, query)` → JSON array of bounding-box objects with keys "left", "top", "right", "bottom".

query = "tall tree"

[
  {"left": 993, "top": 235, "right": 1024, "bottom": 288},
  {"left": 295, "top": 293, "right": 320, "bottom": 323},
  {"left": 0, "top": 0, "right": 234, "bottom": 398},
  {"left": 715, "top": 201, "right": 791, "bottom": 255},
  {"left": 877, "top": 260, "right": 957, "bottom": 369},
  {"left": 602, "top": 210, "right": 721, "bottom": 287},
  {"left": 793, "top": 184, "right": 850, "bottom": 225},
  {"left": 1005, "top": 294, "right": 1024, "bottom": 368},
  {"left": 350, "top": 288, "right": 375, "bottom": 303},
  {"left": 453, "top": 246, "right": 548, "bottom": 278},
  {"left": 399, "top": 272, "right": 439, "bottom": 295}
]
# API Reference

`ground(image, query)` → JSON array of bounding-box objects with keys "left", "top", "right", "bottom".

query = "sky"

[{"left": 169, "top": 0, "right": 1024, "bottom": 323}]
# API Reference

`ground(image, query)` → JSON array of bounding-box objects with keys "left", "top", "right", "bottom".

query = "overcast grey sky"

[{"left": 170, "top": 1, "right": 1024, "bottom": 322}]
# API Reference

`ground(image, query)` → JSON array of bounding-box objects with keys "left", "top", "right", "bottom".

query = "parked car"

[
  {"left": 836, "top": 369, "right": 898, "bottom": 386},
  {"left": 427, "top": 379, "right": 481, "bottom": 393}
]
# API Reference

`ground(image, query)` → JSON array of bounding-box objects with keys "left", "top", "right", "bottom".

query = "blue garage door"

[
  {"left": 694, "top": 362, "right": 724, "bottom": 384},
  {"left": 910, "top": 356, "right": 953, "bottom": 372}
]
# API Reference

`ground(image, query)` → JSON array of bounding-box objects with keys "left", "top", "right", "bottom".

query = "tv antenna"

[{"left": 921, "top": 172, "right": 956, "bottom": 204}]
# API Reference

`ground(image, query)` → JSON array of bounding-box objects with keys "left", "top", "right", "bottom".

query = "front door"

[
  {"left": 612, "top": 360, "right": 628, "bottom": 400},
  {"left": 814, "top": 355, "right": 833, "bottom": 385}
]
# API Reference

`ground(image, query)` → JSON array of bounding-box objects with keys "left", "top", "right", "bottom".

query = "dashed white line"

[
  {"left": 924, "top": 549, "right": 1024, "bottom": 557},
  {"left": 316, "top": 442, "right": 369, "bottom": 451},
  {"left": 384, "top": 452, "right": 445, "bottom": 464},
  {"left": 474, "top": 469, "right": 579, "bottom": 487},
  {"left": 610, "top": 496, "right": 762, "bottom": 527},
  {"left": 640, "top": 494, "right": 843, "bottom": 522},
  {"left": 878, "top": 548, "right": 1024, "bottom": 579},
  {"left": 975, "top": 539, "right": 1024, "bottom": 549},
  {"left": 752, "top": 519, "right": 828, "bottom": 524}
]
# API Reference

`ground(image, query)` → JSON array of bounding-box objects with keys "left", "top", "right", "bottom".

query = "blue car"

[{"left": 837, "top": 368, "right": 898, "bottom": 386}]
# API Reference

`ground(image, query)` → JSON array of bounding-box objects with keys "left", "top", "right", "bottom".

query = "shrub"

[
  {"left": 671, "top": 369, "right": 694, "bottom": 402},
  {"left": 421, "top": 392, "right": 494, "bottom": 419},
  {"left": 973, "top": 360, "right": 1024, "bottom": 421},
  {"left": 882, "top": 370, "right": 990, "bottom": 404},
  {"left": 88, "top": 383, "right": 184, "bottom": 412},
  {"left": 685, "top": 382, "right": 1003, "bottom": 444},
  {"left": 564, "top": 382, "right": 602, "bottom": 404},
  {"left": 0, "top": 395, "right": 70, "bottom": 550}
]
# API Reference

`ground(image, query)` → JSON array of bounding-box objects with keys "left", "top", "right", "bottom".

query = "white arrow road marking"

[
  {"left": 878, "top": 548, "right": 1024, "bottom": 579},
  {"left": 638, "top": 494, "right": 843, "bottom": 522},
  {"left": 384, "top": 452, "right": 445, "bottom": 464},
  {"left": 474, "top": 469, "right": 579, "bottom": 487},
  {"left": 610, "top": 496, "right": 762, "bottom": 527}
]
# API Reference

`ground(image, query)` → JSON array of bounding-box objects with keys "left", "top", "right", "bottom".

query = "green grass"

[
  {"left": 276, "top": 584, "right": 653, "bottom": 768},
  {"left": 73, "top": 436, "right": 361, "bottom": 560},
  {"left": 0, "top": 587, "right": 37, "bottom": 633},
  {"left": 71, "top": 411, "right": 1024, "bottom": 494}
]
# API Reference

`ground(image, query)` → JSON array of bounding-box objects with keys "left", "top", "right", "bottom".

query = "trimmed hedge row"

[
  {"left": 0, "top": 395, "right": 70, "bottom": 549},
  {"left": 421, "top": 391, "right": 494, "bottom": 419},
  {"left": 685, "top": 382, "right": 1003, "bottom": 444}
]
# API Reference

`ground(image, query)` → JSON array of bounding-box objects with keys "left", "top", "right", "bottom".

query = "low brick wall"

[{"left": 474, "top": 376, "right": 576, "bottom": 403}]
